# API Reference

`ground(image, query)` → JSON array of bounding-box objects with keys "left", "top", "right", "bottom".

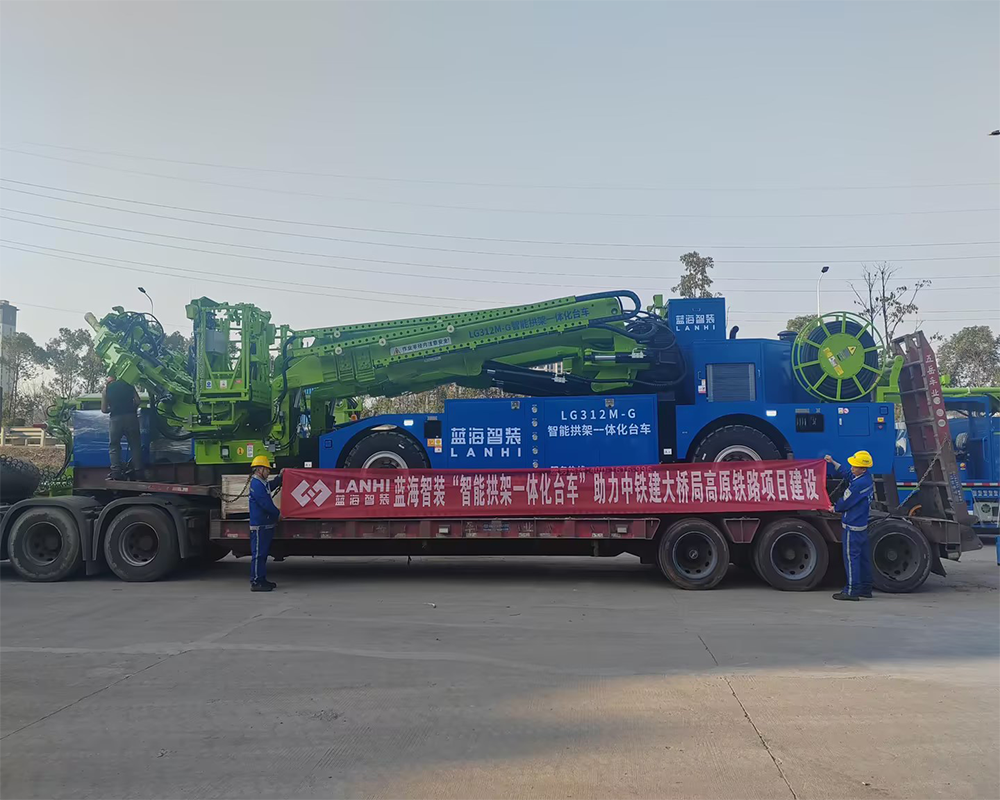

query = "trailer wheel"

[
  {"left": 752, "top": 518, "right": 829, "bottom": 591},
  {"left": 870, "top": 519, "right": 932, "bottom": 593},
  {"left": 6, "top": 507, "right": 83, "bottom": 582},
  {"left": 103, "top": 507, "right": 180, "bottom": 582},
  {"left": 691, "top": 425, "right": 783, "bottom": 463},
  {"left": 342, "top": 430, "right": 430, "bottom": 469},
  {"left": 656, "top": 518, "right": 729, "bottom": 590}
]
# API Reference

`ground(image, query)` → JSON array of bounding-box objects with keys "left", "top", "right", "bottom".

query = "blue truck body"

[
  {"left": 894, "top": 394, "right": 1000, "bottom": 533},
  {"left": 319, "top": 298, "right": 897, "bottom": 471}
]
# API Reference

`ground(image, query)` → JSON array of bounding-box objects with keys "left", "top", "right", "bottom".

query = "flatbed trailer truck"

[
  {"left": 0, "top": 459, "right": 979, "bottom": 592},
  {"left": 0, "top": 293, "right": 981, "bottom": 590}
]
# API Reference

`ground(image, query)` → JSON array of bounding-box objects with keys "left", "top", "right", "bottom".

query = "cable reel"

[{"left": 792, "top": 312, "right": 884, "bottom": 401}]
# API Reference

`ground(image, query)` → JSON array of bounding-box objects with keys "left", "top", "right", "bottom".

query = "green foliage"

[
  {"left": 364, "top": 383, "right": 507, "bottom": 416},
  {"left": 935, "top": 326, "right": 1000, "bottom": 387},
  {"left": 0, "top": 332, "right": 47, "bottom": 425},
  {"left": 671, "top": 252, "right": 718, "bottom": 299},
  {"left": 44, "top": 328, "right": 105, "bottom": 397},
  {"left": 163, "top": 331, "right": 193, "bottom": 353},
  {"left": 784, "top": 314, "right": 815, "bottom": 333}
]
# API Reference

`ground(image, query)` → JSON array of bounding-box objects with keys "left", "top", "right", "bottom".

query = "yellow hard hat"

[
  {"left": 847, "top": 450, "right": 873, "bottom": 469},
  {"left": 251, "top": 455, "right": 272, "bottom": 469}
]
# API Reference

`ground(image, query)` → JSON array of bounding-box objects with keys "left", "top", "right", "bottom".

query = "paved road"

[{"left": 2, "top": 549, "right": 998, "bottom": 799}]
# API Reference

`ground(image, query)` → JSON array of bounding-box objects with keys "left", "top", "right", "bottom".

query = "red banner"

[{"left": 280, "top": 460, "right": 829, "bottom": 519}]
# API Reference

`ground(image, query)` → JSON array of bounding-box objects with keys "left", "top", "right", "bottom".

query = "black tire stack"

[{"left": 0, "top": 454, "right": 41, "bottom": 503}]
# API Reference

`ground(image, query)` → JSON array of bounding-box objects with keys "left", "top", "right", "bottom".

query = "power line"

[
  {"left": 3, "top": 210, "right": 997, "bottom": 275},
  {"left": 5, "top": 178, "right": 997, "bottom": 252},
  {"left": 4, "top": 184, "right": 998, "bottom": 266},
  {"left": 5, "top": 237, "right": 994, "bottom": 300},
  {"left": 2, "top": 244, "right": 493, "bottom": 311},
  {"left": 0, "top": 219, "right": 614, "bottom": 290},
  {"left": 0, "top": 242, "right": 492, "bottom": 309},
  {"left": 3, "top": 147, "right": 997, "bottom": 220},
  {"left": 10, "top": 300, "right": 189, "bottom": 330},
  {"left": 8, "top": 244, "right": 995, "bottom": 326},
  {"left": 15, "top": 140, "right": 1000, "bottom": 192}
]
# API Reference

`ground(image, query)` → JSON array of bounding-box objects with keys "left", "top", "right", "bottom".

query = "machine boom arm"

[{"left": 83, "top": 291, "right": 683, "bottom": 464}]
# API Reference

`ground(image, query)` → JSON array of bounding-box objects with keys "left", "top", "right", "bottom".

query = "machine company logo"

[{"left": 291, "top": 479, "right": 333, "bottom": 507}]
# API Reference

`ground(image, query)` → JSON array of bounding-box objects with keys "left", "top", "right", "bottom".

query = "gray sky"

[{"left": 1, "top": 0, "right": 998, "bottom": 349}]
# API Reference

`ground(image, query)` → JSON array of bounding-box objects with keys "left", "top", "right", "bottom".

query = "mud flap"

[{"left": 930, "top": 553, "right": 947, "bottom": 578}]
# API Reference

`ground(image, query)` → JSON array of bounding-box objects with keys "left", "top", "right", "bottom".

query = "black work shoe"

[
  {"left": 832, "top": 592, "right": 859, "bottom": 601},
  {"left": 250, "top": 582, "right": 272, "bottom": 592},
  {"left": 263, "top": 580, "right": 277, "bottom": 589}
]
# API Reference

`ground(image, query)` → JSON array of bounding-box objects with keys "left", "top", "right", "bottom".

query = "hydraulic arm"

[{"left": 83, "top": 291, "right": 683, "bottom": 464}]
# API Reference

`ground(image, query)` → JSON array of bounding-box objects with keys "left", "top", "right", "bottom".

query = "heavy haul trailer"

[
  {"left": 0, "top": 458, "right": 975, "bottom": 592},
  {"left": 0, "top": 293, "right": 980, "bottom": 587},
  {"left": 208, "top": 458, "right": 977, "bottom": 593}
]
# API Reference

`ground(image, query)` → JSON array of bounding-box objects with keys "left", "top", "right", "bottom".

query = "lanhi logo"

[{"left": 291, "top": 479, "right": 332, "bottom": 507}]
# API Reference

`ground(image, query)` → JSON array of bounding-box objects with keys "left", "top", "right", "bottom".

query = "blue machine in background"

[
  {"left": 319, "top": 297, "right": 897, "bottom": 471},
  {"left": 894, "top": 392, "right": 1000, "bottom": 534}
]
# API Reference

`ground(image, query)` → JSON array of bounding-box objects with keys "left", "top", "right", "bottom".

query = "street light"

[
  {"left": 816, "top": 265, "right": 830, "bottom": 316},
  {"left": 137, "top": 286, "right": 153, "bottom": 313}
]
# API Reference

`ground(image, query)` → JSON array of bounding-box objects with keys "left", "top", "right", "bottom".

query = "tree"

[
  {"left": 935, "top": 326, "right": 1000, "bottom": 387},
  {"left": 850, "top": 262, "right": 930, "bottom": 351},
  {"left": 17, "top": 381, "right": 57, "bottom": 425},
  {"left": 44, "top": 328, "right": 105, "bottom": 397},
  {"left": 784, "top": 314, "right": 815, "bottom": 333},
  {"left": 163, "top": 331, "right": 193, "bottom": 353},
  {"left": 672, "top": 252, "right": 718, "bottom": 299},
  {"left": 0, "top": 332, "right": 46, "bottom": 425},
  {"left": 365, "top": 383, "right": 506, "bottom": 417}
]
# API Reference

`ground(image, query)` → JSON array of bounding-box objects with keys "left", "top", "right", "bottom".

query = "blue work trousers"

[
  {"left": 842, "top": 525, "right": 872, "bottom": 596},
  {"left": 250, "top": 525, "right": 274, "bottom": 585}
]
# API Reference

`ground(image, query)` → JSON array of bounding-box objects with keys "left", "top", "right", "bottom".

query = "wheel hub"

[
  {"left": 769, "top": 531, "right": 816, "bottom": 580},
  {"left": 120, "top": 523, "right": 159, "bottom": 567},
  {"left": 672, "top": 531, "right": 718, "bottom": 577},
  {"left": 361, "top": 451, "right": 409, "bottom": 469},
  {"left": 715, "top": 445, "right": 761, "bottom": 463},
  {"left": 874, "top": 533, "right": 917, "bottom": 581},
  {"left": 24, "top": 523, "right": 63, "bottom": 566}
]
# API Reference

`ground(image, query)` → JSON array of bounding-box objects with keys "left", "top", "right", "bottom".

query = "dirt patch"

[{"left": 0, "top": 446, "right": 67, "bottom": 471}]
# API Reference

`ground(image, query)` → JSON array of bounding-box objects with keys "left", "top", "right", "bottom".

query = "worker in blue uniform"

[
  {"left": 825, "top": 450, "right": 875, "bottom": 601},
  {"left": 248, "top": 454, "right": 282, "bottom": 592}
]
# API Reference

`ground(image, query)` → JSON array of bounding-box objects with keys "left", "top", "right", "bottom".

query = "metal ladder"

[{"left": 891, "top": 332, "right": 973, "bottom": 524}]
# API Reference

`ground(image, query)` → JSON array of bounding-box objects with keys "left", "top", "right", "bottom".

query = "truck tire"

[
  {"left": 6, "top": 507, "right": 83, "bottom": 582},
  {"left": 691, "top": 425, "right": 782, "bottom": 463},
  {"left": 103, "top": 506, "right": 180, "bottom": 582},
  {"left": 656, "top": 517, "right": 730, "bottom": 590},
  {"left": 0, "top": 454, "right": 42, "bottom": 503},
  {"left": 752, "top": 517, "right": 829, "bottom": 591},
  {"left": 342, "top": 430, "right": 430, "bottom": 469},
  {"left": 869, "top": 519, "right": 932, "bottom": 593}
]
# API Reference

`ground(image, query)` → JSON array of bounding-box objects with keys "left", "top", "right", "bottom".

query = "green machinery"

[{"left": 83, "top": 291, "right": 682, "bottom": 465}]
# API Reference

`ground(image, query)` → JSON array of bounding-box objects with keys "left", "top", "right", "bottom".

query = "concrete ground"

[{"left": 1, "top": 548, "right": 997, "bottom": 800}]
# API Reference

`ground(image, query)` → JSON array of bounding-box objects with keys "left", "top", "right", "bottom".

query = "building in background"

[{"left": 0, "top": 300, "right": 19, "bottom": 401}]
